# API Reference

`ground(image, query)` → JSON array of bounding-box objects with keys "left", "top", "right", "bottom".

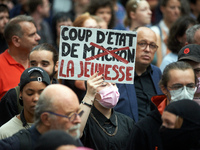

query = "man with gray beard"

[{"left": 0, "top": 84, "right": 84, "bottom": 150}]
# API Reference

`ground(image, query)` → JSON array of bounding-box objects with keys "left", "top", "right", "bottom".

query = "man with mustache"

[
  {"left": 0, "top": 84, "right": 84, "bottom": 150},
  {"left": 115, "top": 27, "right": 163, "bottom": 121}
]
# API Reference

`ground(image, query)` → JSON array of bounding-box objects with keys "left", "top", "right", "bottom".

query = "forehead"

[
  {"left": 0, "top": 11, "right": 9, "bottom": 16},
  {"left": 137, "top": 28, "right": 157, "bottom": 43},
  {"left": 19, "top": 21, "right": 36, "bottom": 34},
  {"left": 22, "top": 81, "right": 47, "bottom": 91},
  {"left": 168, "top": 69, "right": 195, "bottom": 85},
  {"left": 96, "top": 82, "right": 116, "bottom": 92},
  {"left": 55, "top": 96, "right": 80, "bottom": 114},
  {"left": 30, "top": 50, "right": 53, "bottom": 61},
  {"left": 162, "top": 111, "right": 177, "bottom": 122},
  {"left": 166, "top": 0, "right": 180, "bottom": 6},
  {"left": 138, "top": 1, "right": 149, "bottom": 8}
]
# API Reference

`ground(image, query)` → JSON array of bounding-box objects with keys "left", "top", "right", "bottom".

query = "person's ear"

[
  {"left": 54, "top": 61, "right": 59, "bottom": 72},
  {"left": 130, "top": 11, "right": 136, "bottom": 19},
  {"left": 161, "top": 85, "right": 168, "bottom": 95},
  {"left": 40, "top": 112, "right": 52, "bottom": 127},
  {"left": 12, "top": 35, "right": 20, "bottom": 47}
]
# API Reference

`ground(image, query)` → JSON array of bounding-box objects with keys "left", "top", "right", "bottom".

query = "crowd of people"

[{"left": 0, "top": 0, "right": 200, "bottom": 150}]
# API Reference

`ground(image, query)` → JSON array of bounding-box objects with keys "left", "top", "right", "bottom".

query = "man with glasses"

[
  {"left": 0, "top": 84, "right": 84, "bottom": 149},
  {"left": 115, "top": 26, "right": 163, "bottom": 121},
  {"left": 127, "top": 61, "right": 197, "bottom": 150}
]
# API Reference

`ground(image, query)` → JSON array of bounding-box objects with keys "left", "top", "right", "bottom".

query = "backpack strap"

[
  {"left": 15, "top": 129, "right": 32, "bottom": 150},
  {"left": 15, "top": 86, "right": 23, "bottom": 114}
]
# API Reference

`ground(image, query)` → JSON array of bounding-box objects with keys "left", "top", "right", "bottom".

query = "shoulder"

[
  {"left": 115, "top": 111, "right": 134, "bottom": 124},
  {"left": 150, "top": 25, "right": 160, "bottom": 34},
  {"left": 150, "top": 64, "right": 161, "bottom": 74},
  {"left": 0, "top": 131, "right": 20, "bottom": 150},
  {"left": 0, "top": 117, "right": 23, "bottom": 139}
]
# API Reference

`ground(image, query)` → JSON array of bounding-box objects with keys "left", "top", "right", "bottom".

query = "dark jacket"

[
  {"left": 127, "top": 102, "right": 163, "bottom": 150},
  {"left": 115, "top": 64, "right": 163, "bottom": 122}
]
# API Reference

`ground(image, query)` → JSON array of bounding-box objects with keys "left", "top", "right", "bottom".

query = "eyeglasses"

[
  {"left": 45, "top": 110, "right": 84, "bottom": 122},
  {"left": 137, "top": 42, "right": 158, "bottom": 51},
  {"left": 167, "top": 83, "right": 196, "bottom": 94}
]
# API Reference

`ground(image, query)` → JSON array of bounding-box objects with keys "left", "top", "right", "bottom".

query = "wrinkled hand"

[{"left": 86, "top": 72, "right": 104, "bottom": 98}]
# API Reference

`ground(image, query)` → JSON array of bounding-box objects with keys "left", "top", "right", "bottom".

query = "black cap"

[
  {"left": 19, "top": 67, "right": 50, "bottom": 91},
  {"left": 178, "top": 44, "right": 200, "bottom": 63}
]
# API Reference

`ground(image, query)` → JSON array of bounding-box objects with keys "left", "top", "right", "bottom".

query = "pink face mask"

[{"left": 96, "top": 85, "right": 120, "bottom": 109}]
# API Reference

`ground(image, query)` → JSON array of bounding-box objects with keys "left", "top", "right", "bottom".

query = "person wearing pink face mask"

[
  {"left": 79, "top": 72, "right": 134, "bottom": 150},
  {"left": 178, "top": 44, "right": 200, "bottom": 105}
]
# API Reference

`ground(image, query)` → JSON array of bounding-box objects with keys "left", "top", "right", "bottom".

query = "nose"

[
  {"left": 148, "top": 9, "right": 152, "bottom": 15},
  {"left": 3, "top": 18, "right": 9, "bottom": 24},
  {"left": 33, "top": 93, "right": 40, "bottom": 102},
  {"left": 174, "top": 7, "right": 180, "bottom": 15},
  {"left": 144, "top": 44, "right": 151, "bottom": 52},
  {"left": 35, "top": 33, "right": 41, "bottom": 41},
  {"left": 73, "top": 114, "right": 81, "bottom": 124}
]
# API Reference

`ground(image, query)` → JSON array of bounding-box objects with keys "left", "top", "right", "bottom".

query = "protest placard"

[{"left": 58, "top": 26, "right": 137, "bottom": 84}]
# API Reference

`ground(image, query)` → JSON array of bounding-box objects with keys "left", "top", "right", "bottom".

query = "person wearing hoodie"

[{"left": 127, "top": 61, "right": 197, "bottom": 150}]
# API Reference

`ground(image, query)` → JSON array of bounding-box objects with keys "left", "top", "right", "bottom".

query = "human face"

[
  {"left": 162, "top": 111, "right": 177, "bottom": 129},
  {"left": 83, "top": 18, "right": 98, "bottom": 28},
  {"left": 95, "top": 82, "right": 117, "bottom": 100},
  {"left": 95, "top": 6, "right": 112, "bottom": 26},
  {"left": 194, "top": 29, "right": 200, "bottom": 45},
  {"left": 29, "top": 50, "right": 57, "bottom": 81},
  {"left": 49, "top": 98, "right": 81, "bottom": 138},
  {"left": 162, "top": 69, "right": 195, "bottom": 100},
  {"left": 19, "top": 22, "right": 41, "bottom": 52},
  {"left": 136, "top": 28, "right": 157, "bottom": 67},
  {"left": 56, "top": 20, "right": 73, "bottom": 38},
  {"left": 0, "top": 11, "right": 9, "bottom": 34},
  {"left": 21, "top": 81, "right": 46, "bottom": 117},
  {"left": 161, "top": 0, "right": 181, "bottom": 24},
  {"left": 134, "top": 1, "right": 152, "bottom": 26},
  {"left": 186, "top": 61, "right": 200, "bottom": 78},
  {"left": 40, "top": 0, "right": 50, "bottom": 18}
]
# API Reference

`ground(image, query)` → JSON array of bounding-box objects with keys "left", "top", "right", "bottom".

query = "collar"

[
  {"left": 135, "top": 65, "right": 153, "bottom": 77},
  {"left": 4, "top": 49, "right": 21, "bottom": 65},
  {"left": 91, "top": 106, "right": 117, "bottom": 127},
  {"left": 28, "top": 125, "right": 41, "bottom": 136}
]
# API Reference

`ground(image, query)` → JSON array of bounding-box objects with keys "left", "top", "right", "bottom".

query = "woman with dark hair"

[
  {"left": 86, "top": 0, "right": 116, "bottom": 29},
  {"left": 160, "top": 16, "right": 197, "bottom": 72},
  {"left": 52, "top": 12, "right": 73, "bottom": 52}
]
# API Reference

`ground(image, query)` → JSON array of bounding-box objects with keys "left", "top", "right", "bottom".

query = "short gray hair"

[
  {"left": 4, "top": 15, "right": 35, "bottom": 44},
  {"left": 34, "top": 91, "right": 55, "bottom": 126},
  {"left": 186, "top": 24, "right": 200, "bottom": 44}
]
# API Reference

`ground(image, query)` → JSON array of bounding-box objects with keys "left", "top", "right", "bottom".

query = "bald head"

[
  {"left": 135, "top": 27, "right": 158, "bottom": 70},
  {"left": 41, "top": 84, "right": 79, "bottom": 107},
  {"left": 34, "top": 84, "right": 80, "bottom": 126},
  {"left": 137, "top": 27, "right": 157, "bottom": 42}
]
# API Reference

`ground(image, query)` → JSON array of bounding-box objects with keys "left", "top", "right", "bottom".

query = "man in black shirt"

[{"left": 115, "top": 27, "right": 163, "bottom": 121}]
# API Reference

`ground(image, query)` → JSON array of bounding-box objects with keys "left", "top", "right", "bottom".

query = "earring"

[{"left": 19, "top": 97, "right": 22, "bottom": 100}]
